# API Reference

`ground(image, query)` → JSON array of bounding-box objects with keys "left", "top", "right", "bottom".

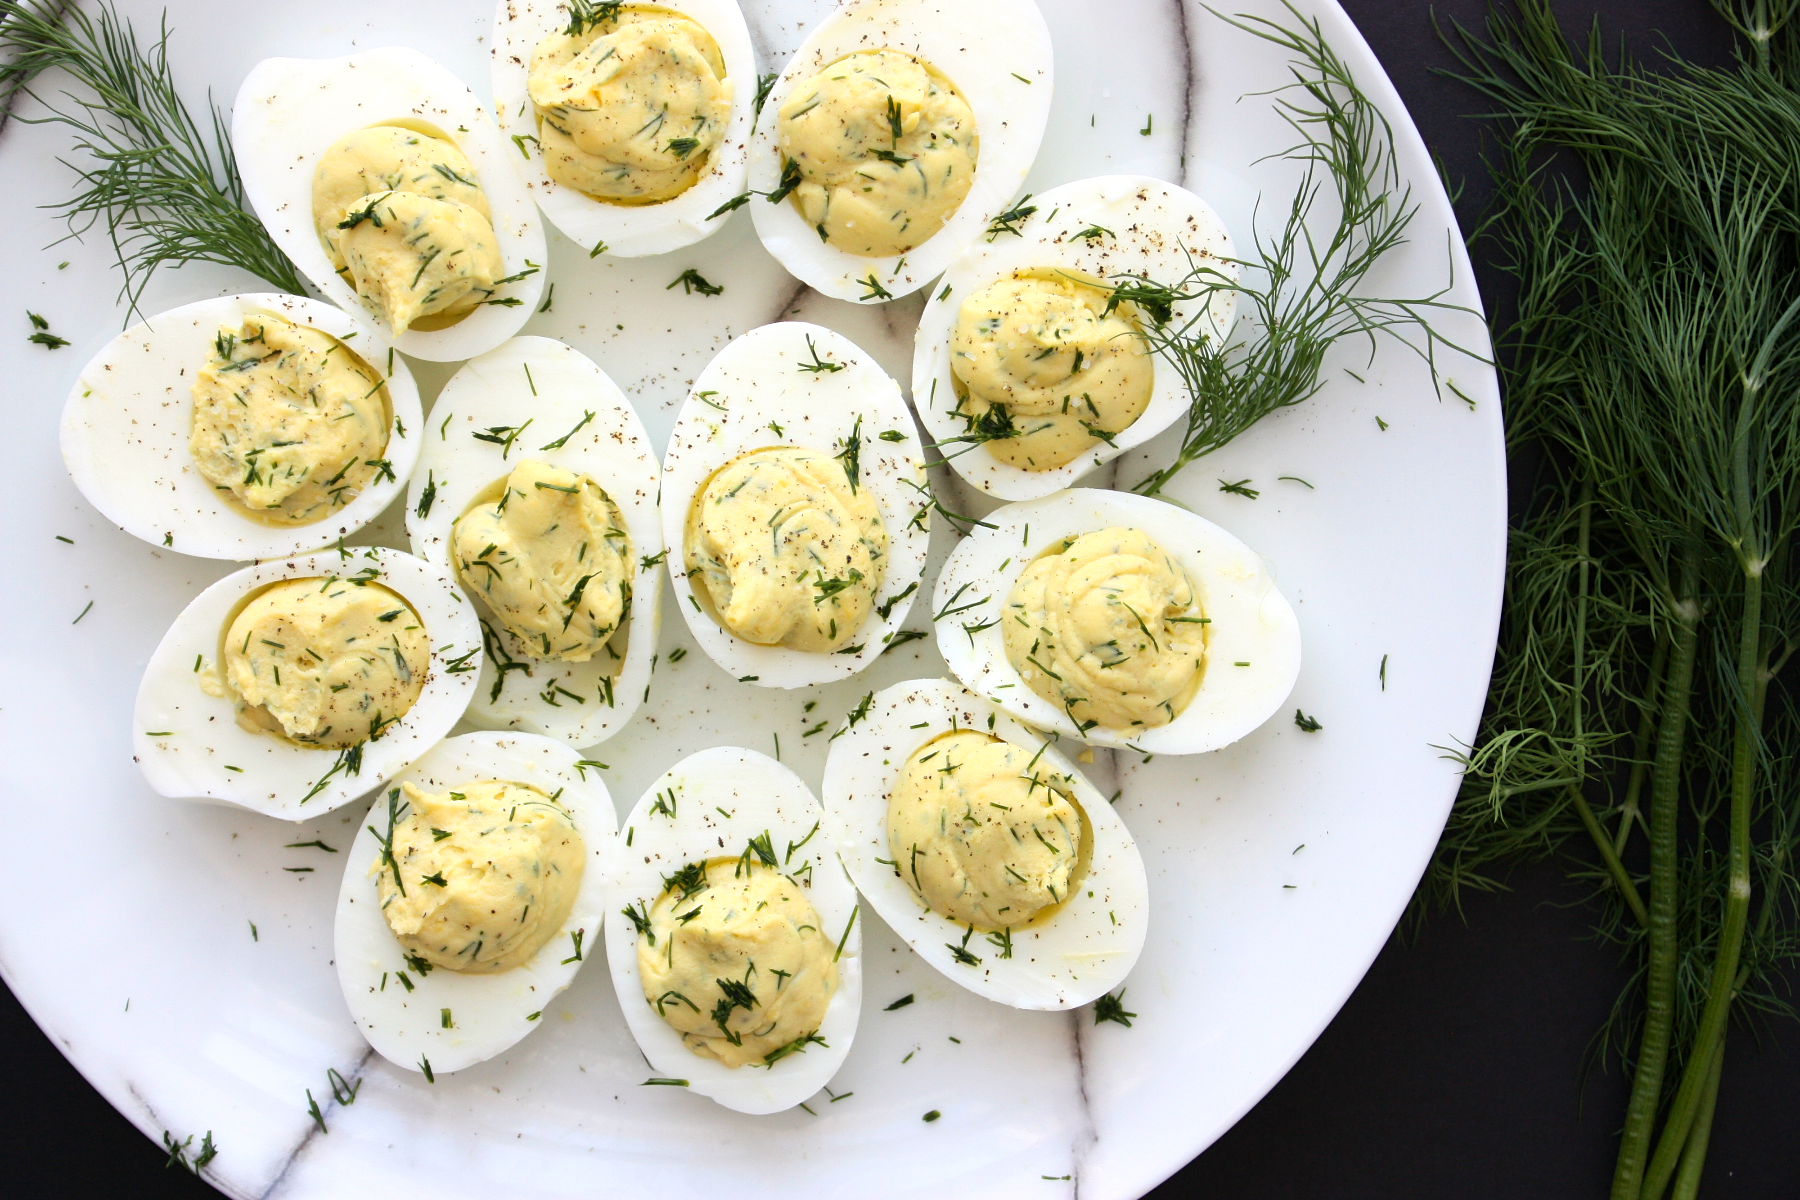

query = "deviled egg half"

[
  {"left": 490, "top": 0, "right": 756, "bottom": 257},
  {"left": 133, "top": 547, "right": 482, "bottom": 818},
  {"left": 748, "top": 0, "right": 1054, "bottom": 302},
  {"left": 407, "top": 337, "right": 660, "bottom": 748},
  {"left": 661, "top": 322, "right": 928, "bottom": 687},
  {"left": 605, "top": 746, "right": 860, "bottom": 1113},
  {"left": 913, "top": 176, "right": 1238, "bottom": 499},
  {"left": 233, "top": 47, "right": 546, "bottom": 361},
  {"left": 934, "top": 489, "right": 1302, "bottom": 754},
  {"left": 823, "top": 678, "right": 1148, "bottom": 1007},
  {"left": 335, "top": 732, "right": 615, "bottom": 1076},
  {"left": 60, "top": 293, "right": 420, "bottom": 560}
]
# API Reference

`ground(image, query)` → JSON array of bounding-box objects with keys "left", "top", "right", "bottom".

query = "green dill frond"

[
  {"left": 0, "top": 0, "right": 306, "bottom": 314},
  {"left": 1123, "top": 4, "right": 1480, "bottom": 497}
]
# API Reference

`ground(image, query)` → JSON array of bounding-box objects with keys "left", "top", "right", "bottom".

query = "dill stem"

[
  {"left": 1568, "top": 482, "right": 1646, "bottom": 926},
  {"left": 1667, "top": 1032, "right": 1724, "bottom": 1200},
  {"left": 1569, "top": 785, "right": 1647, "bottom": 928},
  {"left": 1615, "top": 633, "right": 1669, "bottom": 855},
  {"left": 1640, "top": 558, "right": 1763, "bottom": 1197},
  {"left": 1610, "top": 580, "right": 1699, "bottom": 1200}
]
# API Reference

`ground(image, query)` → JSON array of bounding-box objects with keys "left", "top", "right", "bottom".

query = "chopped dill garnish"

[
  {"left": 667, "top": 267, "right": 723, "bottom": 296},
  {"left": 985, "top": 194, "right": 1037, "bottom": 240},
  {"left": 1093, "top": 989, "right": 1136, "bottom": 1027}
]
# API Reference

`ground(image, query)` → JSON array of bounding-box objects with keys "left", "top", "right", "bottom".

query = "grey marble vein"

[
  {"left": 258, "top": 1047, "right": 376, "bottom": 1200},
  {"left": 1069, "top": 1008, "right": 1099, "bottom": 1198},
  {"left": 1173, "top": 0, "right": 1198, "bottom": 186}
]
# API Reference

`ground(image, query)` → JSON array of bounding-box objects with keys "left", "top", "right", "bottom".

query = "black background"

[{"left": 5, "top": 1, "right": 1797, "bottom": 1196}]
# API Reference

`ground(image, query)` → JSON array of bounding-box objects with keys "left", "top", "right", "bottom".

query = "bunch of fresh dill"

[
  {"left": 0, "top": 0, "right": 304, "bottom": 312},
  {"left": 1423, "top": 2, "right": 1800, "bottom": 1196}
]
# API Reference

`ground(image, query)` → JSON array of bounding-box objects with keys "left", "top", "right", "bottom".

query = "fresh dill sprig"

[
  {"left": 1120, "top": 3, "right": 1476, "bottom": 498},
  {"left": 0, "top": 0, "right": 306, "bottom": 314}
]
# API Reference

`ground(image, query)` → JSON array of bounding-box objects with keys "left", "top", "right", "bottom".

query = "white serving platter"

[{"left": 0, "top": 1, "right": 1499, "bottom": 1197}]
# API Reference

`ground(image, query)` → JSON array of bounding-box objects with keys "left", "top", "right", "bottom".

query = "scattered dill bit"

[
  {"left": 665, "top": 136, "right": 700, "bottom": 159},
  {"left": 327, "top": 1067, "right": 359, "bottom": 1107},
  {"left": 882, "top": 629, "right": 929, "bottom": 654},
  {"left": 834, "top": 414, "right": 863, "bottom": 491},
  {"left": 26, "top": 311, "right": 69, "bottom": 348},
  {"left": 752, "top": 71, "right": 778, "bottom": 122},
  {"left": 565, "top": 0, "right": 624, "bottom": 35},
  {"left": 1376, "top": 415, "right": 1389, "bottom": 430},
  {"left": 71, "top": 600, "right": 92, "bottom": 624},
  {"left": 923, "top": 1110, "right": 941, "bottom": 1122},
  {"left": 937, "top": 400, "right": 1019, "bottom": 458},
  {"left": 859, "top": 273, "right": 894, "bottom": 301},
  {"left": 799, "top": 334, "right": 844, "bottom": 373},
  {"left": 985, "top": 194, "right": 1037, "bottom": 241},
  {"left": 642, "top": 1077, "right": 689, "bottom": 1087},
  {"left": 161, "top": 1129, "right": 217, "bottom": 1174},
  {"left": 1075, "top": 223, "right": 1113, "bottom": 241},
  {"left": 0, "top": 0, "right": 308, "bottom": 312},
  {"left": 305, "top": 1089, "right": 327, "bottom": 1135},
  {"left": 885, "top": 993, "right": 914, "bottom": 1011},
  {"left": 706, "top": 191, "right": 753, "bottom": 220},
  {"left": 813, "top": 568, "right": 865, "bottom": 605},
  {"left": 766, "top": 155, "right": 802, "bottom": 205},
  {"left": 1093, "top": 989, "right": 1136, "bottom": 1027},
  {"left": 415, "top": 470, "right": 437, "bottom": 519},
  {"left": 535, "top": 410, "right": 598, "bottom": 453},
  {"left": 1293, "top": 709, "right": 1322, "bottom": 732},
  {"left": 759, "top": 1030, "right": 827, "bottom": 1068},
  {"left": 1139, "top": 113, "right": 1153, "bottom": 136},
  {"left": 1379, "top": 653, "right": 1387, "bottom": 691},
  {"left": 829, "top": 691, "right": 874, "bottom": 741},
  {"left": 1278, "top": 475, "right": 1315, "bottom": 488},
  {"left": 877, "top": 582, "right": 918, "bottom": 620},
  {"left": 667, "top": 267, "right": 723, "bottom": 296},
  {"left": 1218, "top": 478, "right": 1259, "bottom": 499},
  {"left": 537, "top": 282, "right": 554, "bottom": 313}
]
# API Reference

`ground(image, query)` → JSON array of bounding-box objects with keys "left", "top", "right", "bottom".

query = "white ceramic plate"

[{"left": 0, "top": 2, "right": 1499, "bottom": 1198}]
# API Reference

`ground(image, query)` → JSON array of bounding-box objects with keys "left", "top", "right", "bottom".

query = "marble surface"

[{"left": 0, "top": 1, "right": 1499, "bottom": 1197}]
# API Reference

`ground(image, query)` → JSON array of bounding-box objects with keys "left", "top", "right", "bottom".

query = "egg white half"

[
  {"left": 232, "top": 47, "right": 547, "bottom": 361},
  {"left": 748, "top": 0, "right": 1054, "bottom": 302},
  {"left": 133, "top": 547, "right": 482, "bottom": 818},
  {"left": 934, "top": 488, "right": 1302, "bottom": 754},
  {"left": 822, "top": 677, "right": 1148, "bottom": 1008},
  {"left": 489, "top": 0, "right": 757, "bottom": 257},
  {"left": 406, "top": 336, "right": 661, "bottom": 748},
  {"left": 59, "top": 293, "right": 419, "bottom": 561},
  {"left": 661, "top": 321, "right": 929, "bottom": 687},
  {"left": 605, "top": 746, "right": 861, "bottom": 1114},
  {"left": 913, "top": 176, "right": 1238, "bottom": 499},
  {"left": 335, "top": 731, "right": 617, "bottom": 1075}
]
